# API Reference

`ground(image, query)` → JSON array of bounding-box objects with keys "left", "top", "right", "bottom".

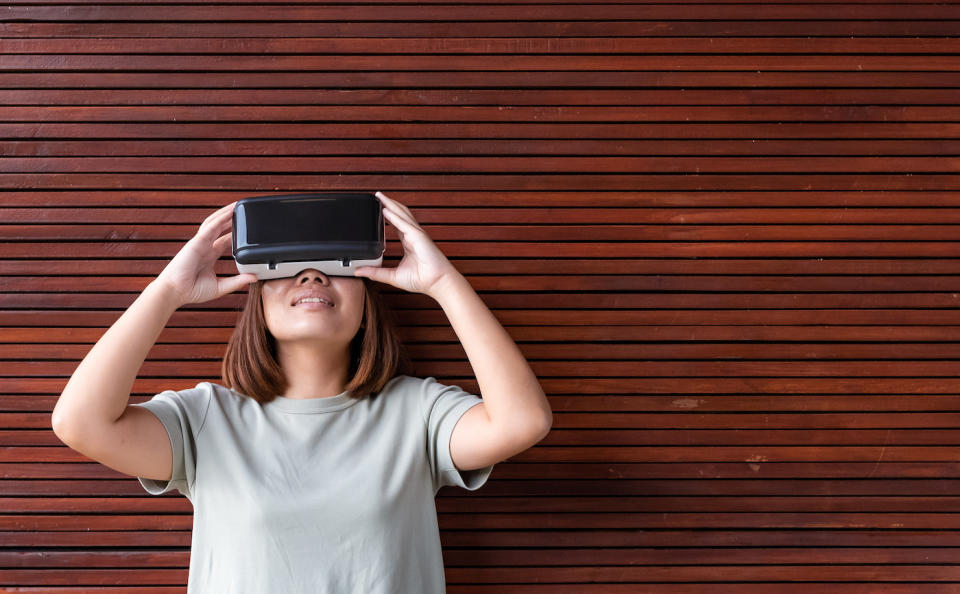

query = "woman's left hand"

[{"left": 354, "top": 191, "right": 462, "bottom": 299}]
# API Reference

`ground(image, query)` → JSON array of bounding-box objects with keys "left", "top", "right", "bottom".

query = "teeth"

[{"left": 295, "top": 297, "right": 331, "bottom": 306}]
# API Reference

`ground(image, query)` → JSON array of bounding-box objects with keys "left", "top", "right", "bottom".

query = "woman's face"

[{"left": 261, "top": 269, "right": 366, "bottom": 347}]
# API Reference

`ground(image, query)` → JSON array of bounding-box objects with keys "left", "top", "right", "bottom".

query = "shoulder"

[
  {"left": 141, "top": 381, "right": 216, "bottom": 410},
  {"left": 379, "top": 374, "right": 458, "bottom": 399},
  {"left": 380, "top": 374, "right": 423, "bottom": 393},
  {"left": 146, "top": 381, "right": 254, "bottom": 416},
  {"left": 132, "top": 382, "right": 219, "bottom": 436},
  {"left": 200, "top": 381, "right": 267, "bottom": 416},
  {"left": 373, "top": 374, "right": 453, "bottom": 411},
  {"left": 389, "top": 375, "right": 480, "bottom": 423}
]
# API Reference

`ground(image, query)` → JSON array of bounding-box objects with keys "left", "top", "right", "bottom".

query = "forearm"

[
  {"left": 52, "top": 279, "right": 183, "bottom": 435},
  {"left": 432, "top": 272, "right": 552, "bottom": 433}
]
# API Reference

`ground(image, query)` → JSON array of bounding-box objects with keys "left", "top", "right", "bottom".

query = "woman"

[{"left": 52, "top": 191, "right": 552, "bottom": 593}]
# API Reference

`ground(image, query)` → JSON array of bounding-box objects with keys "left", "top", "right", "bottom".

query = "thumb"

[
  {"left": 220, "top": 273, "right": 258, "bottom": 296},
  {"left": 355, "top": 266, "right": 387, "bottom": 283}
]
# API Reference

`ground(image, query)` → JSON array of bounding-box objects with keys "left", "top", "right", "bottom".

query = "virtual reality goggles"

[{"left": 232, "top": 192, "right": 385, "bottom": 280}]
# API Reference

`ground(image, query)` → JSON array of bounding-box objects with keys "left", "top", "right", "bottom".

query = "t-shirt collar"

[{"left": 264, "top": 389, "right": 358, "bottom": 414}]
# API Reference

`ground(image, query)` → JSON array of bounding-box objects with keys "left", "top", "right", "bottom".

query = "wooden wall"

[{"left": 3, "top": 1, "right": 960, "bottom": 592}]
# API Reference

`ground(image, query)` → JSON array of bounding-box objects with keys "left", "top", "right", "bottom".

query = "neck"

[{"left": 276, "top": 341, "right": 350, "bottom": 399}]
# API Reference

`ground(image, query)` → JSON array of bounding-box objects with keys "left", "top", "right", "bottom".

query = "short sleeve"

[
  {"left": 128, "top": 381, "right": 213, "bottom": 501},
  {"left": 419, "top": 376, "right": 495, "bottom": 494}
]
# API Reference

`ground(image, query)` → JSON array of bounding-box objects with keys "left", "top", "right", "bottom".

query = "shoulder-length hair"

[{"left": 220, "top": 278, "right": 413, "bottom": 404}]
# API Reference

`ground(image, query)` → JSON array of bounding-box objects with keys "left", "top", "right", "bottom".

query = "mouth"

[{"left": 291, "top": 297, "right": 334, "bottom": 308}]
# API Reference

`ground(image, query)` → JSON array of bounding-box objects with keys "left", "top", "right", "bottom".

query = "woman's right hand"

[{"left": 154, "top": 201, "right": 258, "bottom": 307}]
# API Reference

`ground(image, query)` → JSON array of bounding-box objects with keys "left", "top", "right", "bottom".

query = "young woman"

[{"left": 52, "top": 191, "right": 552, "bottom": 593}]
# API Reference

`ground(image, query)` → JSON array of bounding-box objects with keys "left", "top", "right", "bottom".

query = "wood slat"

[
  {"left": 5, "top": 190, "right": 960, "bottom": 208},
  {"left": 6, "top": 4, "right": 960, "bottom": 20},
  {"left": 22, "top": 426, "right": 960, "bottom": 444},
  {"left": 5, "top": 106, "right": 960, "bottom": 121},
  {"left": 10, "top": 547, "right": 960, "bottom": 567},
  {"left": 14, "top": 239, "right": 960, "bottom": 259},
  {"left": 8, "top": 173, "right": 960, "bottom": 193},
  {"left": 17, "top": 223, "right": 960, "bottom": 241},
  {"left": 12, "top": 309, "right": 960, "bottom": 327},
  {"left": 6, "top": 21, "right": 960, "bottom": 37},
  {"left": 14, "top": 342, "right": 960, "bottom": 361},
  {"left": 6, "top": 122, "right": 960, "bottom": 139},
  {"left": 14, "top": 495, "right": 960, "bottom": 514},
  {"left": 11, "top": 477, "right": 960, "bottom": 496},
  {"left": 7, "top": 138, "right": 960, "bottom": 156},
  {"left": 5, "top": 0, "right": 957, "bottom": 4},
  {"left": 9, "top": 55, "right": 960, "bottom": 72},
  {"left": 11, "top": 257, "right": 960, "bottom": 275},
  {"left": 19, "top": 360, "right": 960, "bottom": 378},
  {"left": 6, "top": 38, "right": 960, "bottom": 55}
]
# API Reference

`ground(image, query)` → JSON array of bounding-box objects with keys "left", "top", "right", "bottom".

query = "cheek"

[
  {"left": 261, "top": 303, "right": 275, "bottom": 329},
  {"left": 355, "top": 291, "right": 367, "bottom": 319},
  {"left": 262, "top": 295, "right": 284, "bottom": 327}
]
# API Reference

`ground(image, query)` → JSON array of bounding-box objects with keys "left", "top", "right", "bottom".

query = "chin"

[{"left": 284, "top": 326, "right": 353, "bottom": 340}]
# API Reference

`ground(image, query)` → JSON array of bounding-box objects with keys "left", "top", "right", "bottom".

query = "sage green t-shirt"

[{"left": 131, "top": 375, "right": 494, "bottom": 593}]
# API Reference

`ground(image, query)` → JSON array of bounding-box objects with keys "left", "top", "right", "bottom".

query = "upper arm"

[
  {"left": 54, "top": 404, "right": 174, "bottom": 482},
  {"left": 448, "top": 402, "right": 551, "bottom": 472}
]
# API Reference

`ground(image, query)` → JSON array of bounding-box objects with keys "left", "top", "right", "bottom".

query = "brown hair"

[{"left": 221, "top": 278, "right": 413, "bottom": 404}]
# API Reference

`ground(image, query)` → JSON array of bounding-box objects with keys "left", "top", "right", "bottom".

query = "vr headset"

[{"left": 232, "top": 192, "right": 384, "bottom": 280}]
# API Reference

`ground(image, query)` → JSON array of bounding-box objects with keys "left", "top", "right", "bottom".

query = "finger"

[
  {"left": 375, "top": 191, "right": 411, "bottom": 216},
  {"left": 211, "top": 202, "right": 238, "bottom": 229},
  {"left": 381, "top": 206, "right": 419, "bottom": 236},
  {"left": 218, "top": 273, "right": 259, "bottom": 297},
  {"left": 200, "top": 205, "right": 237, "bottom": 241},
  {"left": 213, "top": 232, "right": 233, "bottom": 254},
  {"left": 354, "top": 265, "right": 393, "bottom": 285},
  {"left": 376, "top": 191, "right": 416, "bottom": 220},
  {"left": 200, "top": 204, "right": 236, "bottom": 234},
  {"left": 379, "top": 198, "right": 422, "bottom": 232},
  {"left": 206, "top": 201, "right": 237, "bottom": 221},
  {"left": 213, "top": 208, "right": 237, "bottom": 236}
]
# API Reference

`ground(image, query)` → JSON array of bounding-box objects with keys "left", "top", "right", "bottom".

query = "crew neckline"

[{"left": 265, "top": 388, "right": 359, "bottom": 414}]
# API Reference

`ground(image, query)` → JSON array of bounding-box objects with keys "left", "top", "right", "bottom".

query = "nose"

[{"left": 296, "top": 269, "right": 330, "bottom": 285}]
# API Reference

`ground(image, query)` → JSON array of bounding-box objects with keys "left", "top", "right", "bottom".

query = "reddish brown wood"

[
  {"left": 4, "top": 121, "right": 960, "bottom": 142},
  {"left": 8, "top": 4, "right": 960, "bottom": 19},
  {"left": 5, "top": 20, "right": 960, "bottom": 38},
  {"left": 4, "top": 4, "right": 960, "bottom": 20},
  {"left": 5, "top": 2, "right": 960, "bottom": 591},
  {"left": 8, "top": 55, "right": 960, "bottom": 72},
  {"left": 12, "top": 206, "right": 960, "bottom": 224},
  {"left": 6, "top": 190, "right": 960, "bottom": 208},
  {"left": 4, "top": 38, "right": 960, "bottom": 55}
]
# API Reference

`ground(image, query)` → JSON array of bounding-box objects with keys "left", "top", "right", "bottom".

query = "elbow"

[
  {"left": 51, "top": 408, "right": 73, "bottom": 444},
  {"left": 51, "top": 417, "right": 71, "bottom": 447},
  {"left": 51, "top": 397, "right": 80, "bottom": 444},
  {"left": 533, "top": 391, "right": 553, "bottom": 441},
  {"left": 504, "top": 414, "right": 552, "bottom": 452},
  {"left": 540, "top": 399, "right": 553, "bottom": 437},
  {"left": 542, "top": 414, "right": 553, "bottom": 438},
  {"left": 50, "top": 404, "right": 65, "bottom": 435},
  {"left": 533, "top": 412, "right": 552, "bottom": 443}
]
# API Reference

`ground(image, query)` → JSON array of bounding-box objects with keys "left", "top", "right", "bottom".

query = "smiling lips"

[
  {"left": 291, "top": 292, "right": 335, "bottom": 308},
  {"left": 294, "top": 297, "right": 332, "bottom": 308}
]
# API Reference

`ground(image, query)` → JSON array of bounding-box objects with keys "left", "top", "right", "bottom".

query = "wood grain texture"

[{"left": 2, "top": 1, "right": 959, "bottom": 591}]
